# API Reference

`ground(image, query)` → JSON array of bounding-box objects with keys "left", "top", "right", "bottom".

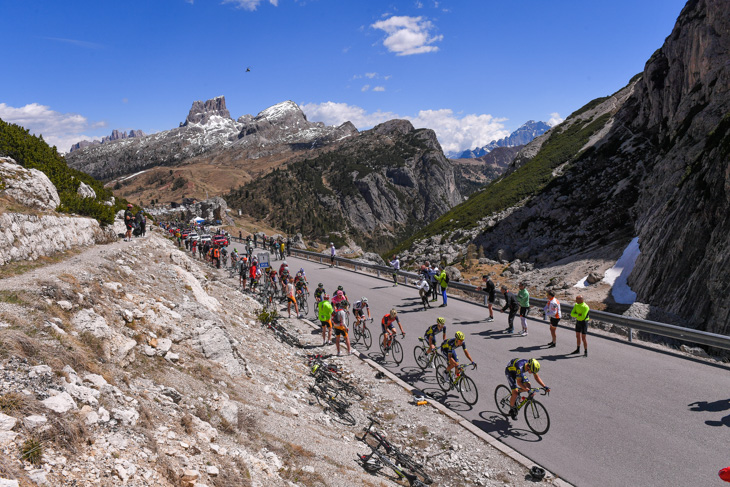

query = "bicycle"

[
  {"left": 357, "top": 417, "right": 432, "bottom": 486},
  {"left": 494, "top": 386, "right": 551, "bottom": 435},
  {"left": 309, "top": 382, "right": 355, "bottom": 426},
  {"left": 311, "top": 360, "right": 365, "bottom": 400},
  {"left": 352, "top": 317, "right": 373, "bottom": 349},
  {"left": 413, "top": 338, "right": 447, "bottom": 371},
  {"left": 296, "top": 291, "right": 309, "bottom": 316},
  {"left": 379, "top": 332, "right": 404, "bottom": 365},
  {"left": 435, "top": 363, "right": 478, "bottom": 406}
]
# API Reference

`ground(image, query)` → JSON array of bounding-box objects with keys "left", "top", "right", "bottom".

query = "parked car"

[
  {"left": 186, "top": 232, "right": 199, "bottom": 242},
  {"left": 199, "top": 235, "right": 212, "bottom": 243},
  {"left": 213, "top": 235, "right": 229, "bottom": 246}
]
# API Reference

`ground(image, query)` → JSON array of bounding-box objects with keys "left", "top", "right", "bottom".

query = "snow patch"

[
  {"left": 604, "top": 237, "right": 640, "bottom": 304},
  {"left": 119, "top": 169, "right": 150, "bottom": 182}
]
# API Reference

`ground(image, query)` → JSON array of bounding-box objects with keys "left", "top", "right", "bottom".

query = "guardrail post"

[{"left": 629, "top": 328, "right": 633, "bottom": 342}]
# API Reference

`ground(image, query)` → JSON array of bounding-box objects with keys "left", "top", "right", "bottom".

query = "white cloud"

[
  {"left": 0, "top": 103, "right": 106, "bottom": 153},
  {"left": 371, "top": 16, "right": 443, "bottom": 56},
  {"left": 365, "top": 72, "right": 378, "bottom": 79},
  {"left": 373, "top": 86, "right": 385, "bottom": 92},
  {"left": 361, "top": 85, "right": 370, "bottom": 92},
  {"left": 222, "top": 0, "right": 277, "bottom": 11},
  {"left": 548, "top": 112, "right": 564, "bottom": 126},
  {"left": 301, "top": 102, "right": 508, "bottom": 154}
]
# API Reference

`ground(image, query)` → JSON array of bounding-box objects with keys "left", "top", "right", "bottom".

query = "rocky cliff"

[
  {"left": 69, "top": 129, "right": 146, "bottom": 153},
  {"left": 452, "top": 145, "right": 524, "bottom": 195},
  {"left": 227, "top": 119, "right": 462, "bottom": 251},
  {"left": 65, "top": 97, "right": 357, "bottom": 183},
  {"left": 454, "top": 120, "right": 550, "bottom": 159},
  {"left": 395, "top": 0, "right": 730, "bottom": 336}
]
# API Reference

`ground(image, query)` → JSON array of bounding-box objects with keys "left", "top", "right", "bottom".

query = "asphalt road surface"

[{"left": 231, "top": 245, "right": 729, "bottom": 486}]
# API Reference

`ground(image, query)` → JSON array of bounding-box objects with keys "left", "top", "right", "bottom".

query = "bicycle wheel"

[
  {"left": 378, "top": 333, "right": 386, "bottom": 355},
  {"left": 432, "top": 353, "right": 447, "bottom": 370},
  {"left": 494, "top": 385, "right": 512, "bottom": 416},
  {"left": 393, "top": 451, "right": 431, "bottom": 485},
  {"left": 391, "top": 339, "right": 404, "bottom": 365},
  {"left": 414, "top": 346, "right": 429, "bottom": 370},
  {"left": 301, "top": 296, "right": 309, "bottom": 316},
  {"left": 435, "top": 365, "right": 451, "bottom": 392},
  {"left": 524, "top": 399, "right": 550, "bottom": 435},
  {"left": 332, "top": 406, "right": 356, "bottom": 426},
  {"left": 362, "top": 327, "right": 372, "bottom": 349},
  {"left": 458, "top": 375, "right": 479, "bottom": 406}
]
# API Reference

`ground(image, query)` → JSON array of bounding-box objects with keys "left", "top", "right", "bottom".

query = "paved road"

[{"left": 230, "top": 245, "right": 729, "bottom": 486}]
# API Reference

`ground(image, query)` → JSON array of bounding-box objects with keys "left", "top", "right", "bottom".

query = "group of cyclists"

[{"left": 224, "top": 236, "right": 550, "bottom": 422}]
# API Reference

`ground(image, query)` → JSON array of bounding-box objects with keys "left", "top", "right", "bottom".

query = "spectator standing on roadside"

[
  {"left": 476, "top": 274, "right": 496, "bottom": 322},
  {"left": 436, "top": 267, "right": 449, "bottom": 307},
  {"left": 501, "top": 285, "right": 519, "bottom": 333},
  {"left": 517, "top": 282, "right": 530, "bottom": 336},
  {"left": 329, "top": 243, "right": 336, "bottom": 268},
  {"left": 253, "top": 233, "right": 257, "bottom": 248},
  {"left": 570, "top": 295, "right": 590, "bottom": 356},
  {"left": 543, "top": 290, "right": 561, "bottom": 348},
  {"left": 124, "top": 204, "right": 134, "bottom": 242},
  {"left": 428, "top": 263, "right": 439, "bottom": 302},
  {"left": 286, "top": 279, "right": 299, "bottom": 319},
  {"left": 286, "top": 237, "right": 291, "bottom": 256},
  {"left": 318, "top": 294, "right": 334, "bottom": 345},
  {"left": 389, "top": 255, "right": 400, "bottom": 286},
  {"left": 416, "top": 274, "right": 431, "bottom": 311}
]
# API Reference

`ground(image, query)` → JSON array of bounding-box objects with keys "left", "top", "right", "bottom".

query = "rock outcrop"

[
  {"left": 183, "top": 96, "right": 232, "bottom": 126},
  {"left": 454, "top": 120, "right": 550, "bottom": 158},
  {"left": 0, "top": 157, "right": 60, "bottom": 210},
  {"left": 69, "top": 129, "right": 146, "bottom": 153}
]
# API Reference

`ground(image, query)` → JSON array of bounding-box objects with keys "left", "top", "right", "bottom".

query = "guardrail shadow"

[{"left": 688, "top": 399, "right": 730, "bottom": 427}]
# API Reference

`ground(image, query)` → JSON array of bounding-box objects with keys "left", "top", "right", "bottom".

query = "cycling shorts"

[
  {"left": 320, "top": 320, "right": 331, "bottom": 328},
  {"left": 441, "top": 348, "right": 459, "bottom": 362},
  {"left": 287, "top": 296, "right": 296, "bottom": 304},
  {"left": 549, "top": 317, "right": 560, "bottom": 327},
  {"left": 354, "top": 309, "right": 364, "bottom": 318},
  {"left": 506, "top": 369, "right": 530, "bottom": 391},
  {"left": 333, "top": 326, "right": 348, "bottom": 337},
  {"left": 575, "top": 320, "right": 588, "bottom": 334},
  {"left": 381, "top": 323, "right": 395, "bottom": 333}
]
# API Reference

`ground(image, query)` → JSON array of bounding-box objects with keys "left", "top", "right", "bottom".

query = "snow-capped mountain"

[
  {"left": 453, "top": 120, "right": 550, "bottom": 159},
  {"left": 65, "top": 96, "right": 357, "bottom": 181}
]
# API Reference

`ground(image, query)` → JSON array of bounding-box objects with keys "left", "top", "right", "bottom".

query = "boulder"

[
  {"left": 41, "top": 391, "right": 77, "bottom": 413},
  {"left": 77, "top": 181, "right": 96, "bottom": 199},
  {"left": 0, "top": 157, "right": 60, "bottom": 210},
  {"left": 445, "top": 266, "right": 463, "bottom": 282}
]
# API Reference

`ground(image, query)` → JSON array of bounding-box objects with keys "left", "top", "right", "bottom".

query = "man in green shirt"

[
  {"left": 570, "top": 295, "right": 590, "bottom": 357},
  {"left": 517, "top": 282, "right": 530, "bottom": 336},
  {"left": 318, "top": 294, "right": 334, "bottom": 346}
]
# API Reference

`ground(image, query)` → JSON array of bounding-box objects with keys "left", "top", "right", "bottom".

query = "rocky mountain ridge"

[
  {"left": 394, "top": 0, "right": 730, "bottom": 337},
  {"left": 69, "top": 129, "right": 146, "bottom": 153},
  {"left": 452, "top": 145, "right": 524, "bottom": 196},
  {"left": 454, "top": 120, "right": 550, "bottom": 159},
  {"left": 65, "top": 97, "right": 357, "bottom": 182},
  {"left": 227, "top": 119, "right": 463, "bottom": 251}
]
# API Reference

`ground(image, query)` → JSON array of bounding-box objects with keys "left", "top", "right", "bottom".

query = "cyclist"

[
  {"left": 230, "top": 248, "right": 239, "bottom": 268},
  {"left": 353, "top": 297, "right": 371, "bottom": 327},
  {"left": 331, "top": 304, "right": 351, "bottom": 355},
  {"left": 424, "top": 317, "right": 447, "bottom": 353},
  {"left": 440, "top": 331, "right": 476, "bottom": 381},
  {"left": 268, "top": 268, "right": 279, "bottom": 294},
  {"left": 286, "top": 278, "right": 299, "bottom": 318},
  {"left": 279, "top": 261, "right": 290, "bottom": 283},
  {"left": 381, "top": 309, "right": 405, "bottom": 352},
  {"left": 294, "top": 269, "right": 308, "bottom": 294},
  {"left": 221, "top": 246, "right": 228, "bottom": 268},
  {"left": 332, "top": 288, "right": 348, "bottom": 310},
  {"left": 504, "top": 358, "right": 550, "bottom": 420},
  {"left": 318, "top": 294, "right": 334, "bottom": 345},
  {"left": 314, "top": 283, "right": 326, "bottom": 304}
]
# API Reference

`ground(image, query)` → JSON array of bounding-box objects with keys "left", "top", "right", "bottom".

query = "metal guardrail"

[{"left": 228, "top": 238, "right": 730, "bottom": 352}]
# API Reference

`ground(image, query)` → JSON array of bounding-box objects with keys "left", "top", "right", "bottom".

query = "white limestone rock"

[
  {"left": 41, "top": 391, "right": 77, "bottom": 413},
  {"left": 0, "top": 157, "right": 60, "bottom": 210}
]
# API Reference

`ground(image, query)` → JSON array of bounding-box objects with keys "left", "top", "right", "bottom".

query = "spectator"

[
  {"left": 329, "top": 243, "right": 336, "bottom": 268},
  {"left": 428, "top": 263, "right": 439, "bottom": 302},
  {"left": 476, "top": 274, "right": 496, "bottom": 322},
  {"left": 124, "top": 204, "right": 135, "bottom": 241},
  {"left": 543, "top": 290, "right": 561, "bottom": 348},
  {"left": 570, "top": 295, "right": 590, "bottom": 356},
  {"left": 318, "top": 294, "right": 334, "bottom": 345},
  {"left": 389, "top": 255, "right": 400, "bottom": 286},
  {"left": 500, "top": 285, "right": 519, "bottom": 334},
  {"left": 416, "top": 274, "right": 431, "bottom": 311},
  {"left": 286, "top": 279, "right": 299, "bottom": 319},
  {"left": 436, "top": 267, "right": 449, "bottom": 307},
  {"left": 517, "top": 282, "right": 530, "bottom": 336},
  {"left": 286, "top": 236, "right": 291, "bottom": 256}
]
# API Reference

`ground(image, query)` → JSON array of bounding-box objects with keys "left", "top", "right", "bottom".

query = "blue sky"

[{"left": 1, "top": 0, "right": 687, "bottom": 154}]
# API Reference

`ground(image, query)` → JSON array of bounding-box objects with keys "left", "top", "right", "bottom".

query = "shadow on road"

[
  {"left": 510, "top": 345, "right": 549, "bottom": 353},
  {"left": 474, "top": 412, "right": 544, "bottom": 443},
  {"left": 688, "top": 399, "right": 730, "bottom": 427},
  {"left": 536, "top": 352, "right": 584, "bottom": 362}
]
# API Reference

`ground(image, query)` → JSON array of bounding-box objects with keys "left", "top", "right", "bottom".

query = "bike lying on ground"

[
  {"left": 435, "top": 363, "right": 478, "bottom": 406},
  {"left": 309, "top": 381, "right": 356, "bottom": 426},
  {"left": 494, "top": 386, "right": 551, "bottom": 435},
  {"left": 413, "top": 338, "right": 447, "bottom": 371},
  {"left": 310, "top": 357, "right": 365, "bottom": 401},
  {"left": 352, "top": 317, "right": 373, "bottom": 349},
  {"left": 357, "top": 416, "right": 432, "bottom": 486}
]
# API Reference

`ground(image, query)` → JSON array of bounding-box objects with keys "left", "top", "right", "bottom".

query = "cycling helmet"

[
  {"left": 337, "top": 285, "right": 343, "bottom": 291},
  {"left": 528, "top": 358, "right": 540, "bottom": 373},
  {"left": 317, "top": 282, "right": 324, "bottom": 288},
  {"left": 336, "top": 290, "right": 344, "bottom": 297},
  {"left": 323, "top": 294, "right": 330, "bottom": 300},
  {"left": 390, "top": 309, "right": 397, "bottom": 317},
  {"left": 361, "top": 297, "right": 368, "bottom": 303},
  {"left": 455, "top": 331, "right": 465, "bottom": 340},
  {"left": 437, "top": 317, "right": 445, "bottom": 325},
  {"left": 300, "top": 268, "right": 304, "bottom": 273},
  {"left": 330, "top": 242, "right": 334, "bottom": 245}
]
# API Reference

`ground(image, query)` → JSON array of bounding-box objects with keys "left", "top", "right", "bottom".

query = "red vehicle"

[{"left": 213, "top": 235, "right": 229, "bottom": 247}]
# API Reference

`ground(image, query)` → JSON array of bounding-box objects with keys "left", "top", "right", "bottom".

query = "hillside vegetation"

[{"left": 0, "top": 119, "right": 129, "bottom": 225}]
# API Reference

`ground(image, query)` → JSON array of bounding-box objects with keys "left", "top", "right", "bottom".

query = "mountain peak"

[
  {"left": 184, "top": 96, "right": 232, "bottom": 126},
  {"left": 256, "top": 101, "right": 304, "bottom": 122}
]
